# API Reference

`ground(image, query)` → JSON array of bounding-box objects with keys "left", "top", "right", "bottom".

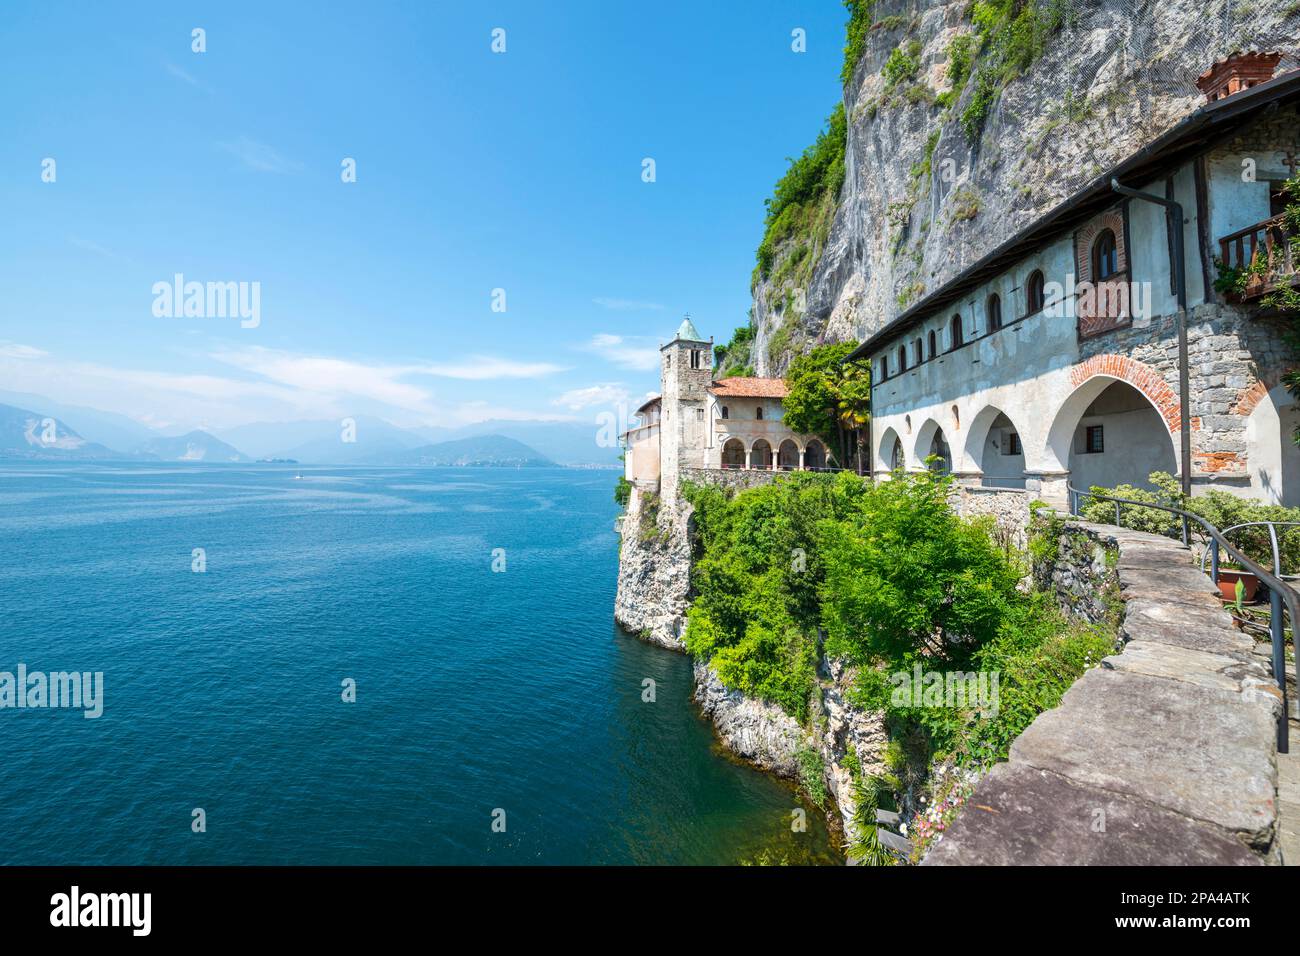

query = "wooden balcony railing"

[{"left": 1219, "top": 214, "right": 1298, "bottom": 300}]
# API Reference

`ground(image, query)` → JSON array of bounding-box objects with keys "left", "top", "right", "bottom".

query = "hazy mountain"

[
  {"left": 136, "top": 430, "right": 251, "bottom": 462},
  {"left": 215, "top": 415, "right": 434, "bottom": 461},
  {"left": 0, "top": 390, "right": 156, "bottom": 453},
  {"left": 392, "top": 435, "right": 553, "bottom": 467},
  {"left": 415, "top": 420, "right": 620, "bottom": 466},
  {"left": 0, "top": 403, "right": 122, "bottom": 459},
  {"left": 0, "top": 394, "right": 614, "bottom": 466}
]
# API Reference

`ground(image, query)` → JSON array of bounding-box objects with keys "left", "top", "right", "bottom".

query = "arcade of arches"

[
  {"left": 718, "top": 436, "right": 830, "bottom": 472},
  {"left": 873, "top": 364, "right": 1210, "bottom": 505}
]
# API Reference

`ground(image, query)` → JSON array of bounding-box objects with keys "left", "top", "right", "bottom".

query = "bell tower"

[{"left": 659, "top": 316, "right": 713, "bottom": 502}]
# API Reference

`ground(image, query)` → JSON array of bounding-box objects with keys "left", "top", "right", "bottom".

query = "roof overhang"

[{"left": 847, "top": 68, "right": 1300, "bottom": 363}]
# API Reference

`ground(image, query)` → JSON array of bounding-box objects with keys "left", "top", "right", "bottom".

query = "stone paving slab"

[
  {"left": 1104, "top": 640, "right": 1271, "bottom": 694},
  {"left": 921, "top": 763, "right": 1262, "bottom": 866},
  {"left": 1010, "top": 668, "right": 1278, "bottom": 845},
  {"left": 1118, "top": 566, "right": 1228, "bottom": 608},
  {"left": 1120, "top": 600, "right": 1256, "bottom": 656}
]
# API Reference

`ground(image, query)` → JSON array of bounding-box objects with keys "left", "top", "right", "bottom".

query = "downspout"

[{"left": 1110, "top": 179, "right": 1192, "bottom": 498}]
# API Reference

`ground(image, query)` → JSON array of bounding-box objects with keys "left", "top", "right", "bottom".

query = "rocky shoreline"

[{"left": 616, "top": 492, "right": 887, "bottom": 855}]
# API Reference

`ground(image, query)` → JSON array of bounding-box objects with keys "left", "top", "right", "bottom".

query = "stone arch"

[
  {"left": 751, "top": 438, "right": 773, "bottom": 470},
  {"left": 805, "top": 438, "right": 829, "bottom": 470},
  {"left": 777, "top": 438, "right": 800, "bottom": 470},
  {"left": 877, "top": 426, "right": 903, "bottom": 472},
  {"left": 963, "top": 405, "right": 1028, "bottom": 480},
  {"left": 1045, "top": 355, "right": 1182, "bottom": 469},
  {"left": 721, "top": 436, "right": 745, "bottom": 468},
  {"left": 914, "top": 418, "right": 952, "bottom": 472},
  {"left": 1246, "top": 384, "right": 1300, "bottom": 505},
  {"left": 1046, "top": 370, "right": 1180, "bottom": 488}
]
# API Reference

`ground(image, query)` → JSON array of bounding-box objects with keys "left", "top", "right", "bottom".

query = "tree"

[{"left": 782, "top": 341, "right": 871, "bottom": 472}]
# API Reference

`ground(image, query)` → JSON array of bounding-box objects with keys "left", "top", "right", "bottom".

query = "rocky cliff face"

[
  {"left": 614, "top": 493, "right": 692, "bottom": 651},
  {"left": 752, "top": 0, "right": 1300, "bottom": 374}
]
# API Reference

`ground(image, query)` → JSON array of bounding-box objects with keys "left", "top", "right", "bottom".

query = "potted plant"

[{"left": 1216, "top": 564, "right": 1260, "bottom": 603}]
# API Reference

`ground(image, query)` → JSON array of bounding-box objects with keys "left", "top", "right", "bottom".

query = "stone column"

[
  {"left": 799, "top": 450, "right": 806, "bottom": 471},
  {"left": 745, "top": 450, "right": 751, "bottom": 469},
  {"left": 1025, "top": 470, "right": 1072, "bottom": 511}
]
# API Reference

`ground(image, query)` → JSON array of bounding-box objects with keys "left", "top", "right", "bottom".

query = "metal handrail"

[
  {"left": 1196, "top": 521, "right": 1300, "bottom": 579},
  {"left": 1068, "top": 483, "right": 1293, "bottom": 752}
]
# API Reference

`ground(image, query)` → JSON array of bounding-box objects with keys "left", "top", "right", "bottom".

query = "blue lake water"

[{"left": 0, "top": 464, "right": 835, "bottom": 865}]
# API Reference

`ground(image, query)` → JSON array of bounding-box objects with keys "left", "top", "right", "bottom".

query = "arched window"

[
  {"left": 913, "top": 338, "right": 923, "bottom": 365},
  {"left": 928, "top": 330, "right": 937, "bottom": 359},
  {"left": 756, "top": 406, "right": 764, "bottom": 420},
  {"left": 1026, "top": 269, "right": 1045, "bottom": 314},
  {"left": 987, "top": 293, "right": 1002, "bottom": 332},
  {"left": 720, "top": 406, "right": 729, "bottom": 420},
  {"left": 950, "top": 314, "right": 964, "bottom": 350},
  {"left": 897, "top": 345, "right": 907, "bottom": 373},
  {"left": 1092, "top": 229, "right": 1119, "bottom": 280}
]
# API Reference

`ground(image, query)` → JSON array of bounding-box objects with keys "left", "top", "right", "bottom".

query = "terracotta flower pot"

[{"left": 1217, "top": 568, "right": 1259, "bottom": 603}]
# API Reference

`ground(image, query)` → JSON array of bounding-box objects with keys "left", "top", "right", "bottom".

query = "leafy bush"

[
  {"left": 840, "top": 0, "right": 876, "bottom": 84},
  {"left": 882, "top": 40, "right": 922, "bottom": 91},
  {"left": 614, "top": 475, "right": 632, "bottom": 508},
  {"left": 1081, "top": 470, "right": 1300, "bottom": 573},
  {"left": 682, "top": 473, "right": 866, "bottom": 720},
  {"left": 755, "top": 105, "right": 847, "bottom": 281},
  {"left": 820, "top": 469, "right": 1023, "bottom": 666},
  {"left": 782, "top": 340, "right": 868, "bottom": 458}
]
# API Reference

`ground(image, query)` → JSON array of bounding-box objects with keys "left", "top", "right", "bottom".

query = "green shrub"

[
  {"left": 882, "top": 40, "right": 922, "bottom": 91},
  {"left": 820, "top": 469, "right": 1023, "bottom": 666},
  {"left": 755, "top": 105, "right": 847, "bottom": 282},
  {"left": 840, "top": 0, "right": 876, "bottom": 84},
  {"left": 1081, "top": 470, "right": 1300, "bottom": 573},
  {"left": 796, "top": 747, "right": 829, "bottom": 807}
]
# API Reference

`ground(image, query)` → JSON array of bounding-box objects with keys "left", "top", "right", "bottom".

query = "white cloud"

[
  {"left": 68, "top": 236, "right": 115, "bottom": 257},
  {"left": 551, "top": 383, "right": 631, "bottom": 412},
  {"left": 210, "top": 347, "right": 438, "bottom": 414},
  {"left": 582, "top": 333, "right": 660, "bottom": 371},
  {"left": 164, "top": 62, "right": 200, "bottom": 86},
  {"left": 0, "top": 341, "right": 571, "bottom": 433},
  {"left": 218, "top": 137, "right": 303, "bottom": 174},
  {"left": 416, "top": 356, "right": 567, "bottom": 380},
  {"left": 593, "top": 297, "right": 664, "bottom": 312},
  {"left": 0, "top": 342, "right": 48, "bottom": 359}
]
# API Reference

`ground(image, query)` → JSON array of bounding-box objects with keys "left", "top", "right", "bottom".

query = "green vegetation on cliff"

[
  {"left": 753, "top": 104, "right": 847, "bottom": 287},
  {"left": 683, "top": 469, "right": 1113, "bottom": 769}
]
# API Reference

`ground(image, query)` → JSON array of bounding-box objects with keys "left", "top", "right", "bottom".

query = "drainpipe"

[{"left": 1110, "top": 179, "right": 1192, "bottom": 499}]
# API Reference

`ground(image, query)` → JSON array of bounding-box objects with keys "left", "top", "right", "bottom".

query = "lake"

[{"left": 0, "top": 463, "right": 836, "bottom": 864}]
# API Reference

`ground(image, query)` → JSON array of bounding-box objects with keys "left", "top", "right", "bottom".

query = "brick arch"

[
  {"left": 1233, "top": 374, "right": 1279, "bottom": 417},
  {"left": 1069, "top": 354, "right": 1181, "bottom": 435},
  {"left": 1074, "top": 208, "right": 1127, "bottom": 285}
]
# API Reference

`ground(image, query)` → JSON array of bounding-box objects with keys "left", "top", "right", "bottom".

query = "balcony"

[{"left": 1219, "top": 215, "right": 1299, "bottom": 301}]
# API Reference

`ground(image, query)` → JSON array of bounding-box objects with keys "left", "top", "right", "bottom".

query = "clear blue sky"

[{"left": 0, "top": 1, "right": 848, "bottom": 432}]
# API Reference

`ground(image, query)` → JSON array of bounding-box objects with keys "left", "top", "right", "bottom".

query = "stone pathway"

[{"left": 925, "top": 522, "right": 1283, "bottom": 865}]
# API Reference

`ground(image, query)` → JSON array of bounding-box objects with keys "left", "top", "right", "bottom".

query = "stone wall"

[
  {"left": 1032, "top": 518, "right": 1122, "bottom": 626},
  {"left": 680, "top": 466, "right": 780, "bottom": 493},
  {"left": 950, "top": 485, "right": 1030, "bottom": 551}
]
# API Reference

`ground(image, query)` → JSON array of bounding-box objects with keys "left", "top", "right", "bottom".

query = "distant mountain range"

[
  {"left": 391, "top": 435, "right": 553, "bottom": 467},
  {"left": 0, "top": 394, "right": 611, "bottom": 467}
]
